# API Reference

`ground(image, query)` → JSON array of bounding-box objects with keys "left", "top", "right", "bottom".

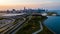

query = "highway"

[
  {"left": 0, "top": 17, "right": 26, "bottom": 34},
  {"left": 10, "top": 16, "right": 32, "bottom": 34},
  {"left": 0, "top": 19, "right": 15, "bottom": 29},
  {"left": 7, "top": 20, "right": 25, "bottom": 34},
  {"left": 0, "top": 19, "right": 15, "bottom": 33},
  {"left": 0, "top": 14, "right": 33, "bottom": 34}
]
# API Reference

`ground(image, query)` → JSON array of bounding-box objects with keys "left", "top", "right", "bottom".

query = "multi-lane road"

[
  {"left": 0, "top": 19, "right": 15, "bottom": 32},
  {"left": 0, "top": 16, "right": 26, "bottom": 34}
]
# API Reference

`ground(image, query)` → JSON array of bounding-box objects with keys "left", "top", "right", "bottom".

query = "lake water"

[{"left": 44, "top": 16, "right": 60, "bottom": 34}]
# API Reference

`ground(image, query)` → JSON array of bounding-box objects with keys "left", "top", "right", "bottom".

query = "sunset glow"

[{"left": 0, "top": 0, "right": 60, "bottom": 10}]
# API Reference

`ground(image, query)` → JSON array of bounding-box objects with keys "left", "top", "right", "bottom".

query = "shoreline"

[{"left": 43, "top": 23, "right": 56, "bottom": 34}]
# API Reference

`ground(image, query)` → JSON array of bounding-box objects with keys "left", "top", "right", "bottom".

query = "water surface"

[{"left": 44, "top": 16, "right": 60, "bottom": 34}]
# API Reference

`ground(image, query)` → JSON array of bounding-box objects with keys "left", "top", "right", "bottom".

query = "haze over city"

[
  {"left": 0, "top": 0, "right": 60, "bottom": 34},
  {"left": 0, "top": 0, "right": 60, "bottom": 10}
]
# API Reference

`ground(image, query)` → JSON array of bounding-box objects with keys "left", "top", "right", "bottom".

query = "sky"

[{"left": 0, "top": 0, "right": 60, "bottom": 10}]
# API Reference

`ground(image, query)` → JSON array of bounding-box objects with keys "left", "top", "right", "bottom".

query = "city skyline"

[{"left": 0, "top": 0, "right": 60, "bottom": 10}]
